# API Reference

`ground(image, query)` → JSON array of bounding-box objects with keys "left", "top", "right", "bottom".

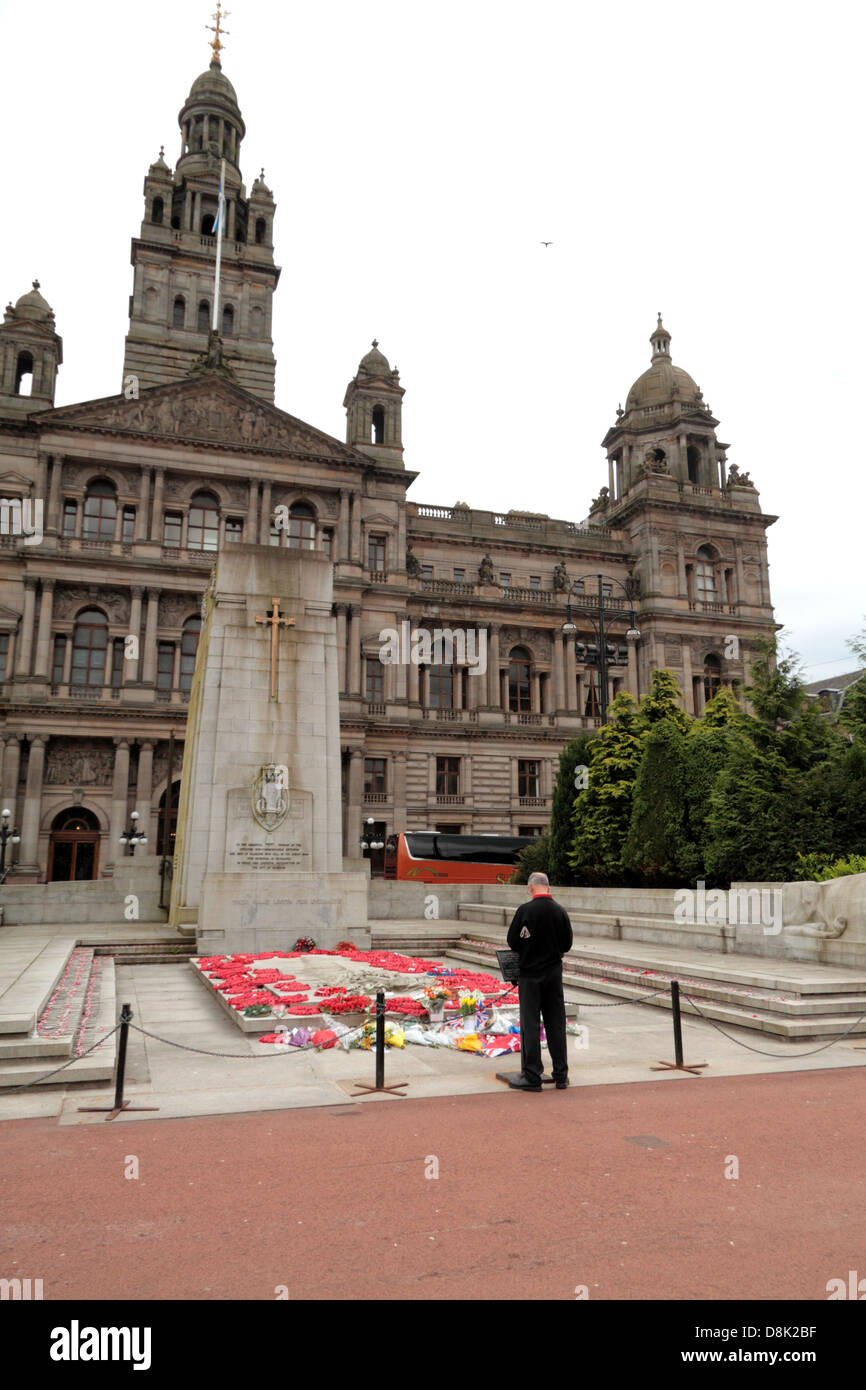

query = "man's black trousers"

[{"left": 518, "top": 961, "right": 568, "bottom": 1085}]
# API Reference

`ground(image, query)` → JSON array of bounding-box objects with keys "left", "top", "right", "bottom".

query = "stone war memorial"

[{"left": 169, "top": 543, "right": 369, "bottom": 952}]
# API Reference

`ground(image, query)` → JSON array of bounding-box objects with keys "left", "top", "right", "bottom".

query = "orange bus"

[{"left": 383, "top": 831, "right": 535, "bottom": 884}]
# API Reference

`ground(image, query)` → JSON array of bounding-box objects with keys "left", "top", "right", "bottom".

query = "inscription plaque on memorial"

[{"left": 224, "top": 787, "right": 312, "bottom": 871}]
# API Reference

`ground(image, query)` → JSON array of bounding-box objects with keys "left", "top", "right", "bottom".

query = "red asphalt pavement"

[{"left": 1, "top": 1067, "right": 863, "bottom": 1301}]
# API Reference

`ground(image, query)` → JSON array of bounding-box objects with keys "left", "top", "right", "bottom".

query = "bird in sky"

[{"left": 541, "top": 241, "right": 553, "bottom": 247}]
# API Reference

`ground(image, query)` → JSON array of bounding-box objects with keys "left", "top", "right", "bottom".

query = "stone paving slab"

[{"left": 0, "top": 936, "right": 78, "bottom": 1033}]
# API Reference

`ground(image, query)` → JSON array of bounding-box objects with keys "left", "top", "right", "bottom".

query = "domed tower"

[
  {"left": 0, "top": 281, "right": 63, "bottom": 419},
  {"left": 601, "top": 315, "right": 727, "bottom": 499},
  {"left": 343, "top": 341, "right": 405, "bottom": 467},
  {"left": 122, "top": 11, "right": 280, "bottom": 401}
]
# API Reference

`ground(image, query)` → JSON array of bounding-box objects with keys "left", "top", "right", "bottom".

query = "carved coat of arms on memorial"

[{"left": 251, "top": 763, "right": 289, "bottom": 831}]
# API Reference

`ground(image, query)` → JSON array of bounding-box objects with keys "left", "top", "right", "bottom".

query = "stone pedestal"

[{"left": 169, "top": 544, "right": 369, "bottom": 950}]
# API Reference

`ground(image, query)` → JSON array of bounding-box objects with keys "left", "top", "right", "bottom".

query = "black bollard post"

[
  {"left": 651, "top": 979, "right": 708, "bottom": 1075},
  {"left": 78, "top": 1001, "right": 159, "bottom": 1119},
  {"left": 351, "top": 988, "right": 407, "bottom": 1097}
]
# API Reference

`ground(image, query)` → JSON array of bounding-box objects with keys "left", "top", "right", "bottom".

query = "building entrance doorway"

[
  {"left": 47, "top": 807, "right": 100, "bottom": 881},
  {"left": 157, "top": 780, "right": 181, "bottom": 856}
]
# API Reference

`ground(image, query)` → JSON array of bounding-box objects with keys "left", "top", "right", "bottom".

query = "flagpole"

[{"left": 212, "top": 157, "right": 226, "bottom": 332}]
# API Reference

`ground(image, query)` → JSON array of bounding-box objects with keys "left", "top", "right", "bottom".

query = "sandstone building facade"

[{"left": 0, "top": 51, "right": 777, "bottom": 882}]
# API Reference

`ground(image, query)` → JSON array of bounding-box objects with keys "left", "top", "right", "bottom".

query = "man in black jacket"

[{"left": 505, "top": 872, "right": 573, "bottom": 1091}]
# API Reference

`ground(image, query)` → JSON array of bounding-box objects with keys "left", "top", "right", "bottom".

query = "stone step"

[
  {"left": 95, "top": 942, "right": 198, "bottom": 965},
  {"left": 444, "top": 944, "right": 866, "bottom": 1039},
  {"left": 0, "top": 957, "right": 117, "bottom": 1088},
  {"left": 0, "top": 936, "right": 79, "bottom": 1034},
  {"left": 0, "top": 947, "right": 96, "bottom": 1059}
]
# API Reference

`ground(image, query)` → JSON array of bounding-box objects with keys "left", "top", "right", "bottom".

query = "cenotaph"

[{"left": 169, "top": 544, "right": 370, "bottom": 951}]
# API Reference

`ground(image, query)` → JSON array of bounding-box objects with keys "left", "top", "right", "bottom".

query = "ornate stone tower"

[
  {"left": 593, "top": 316, "right": 777, "bottom": 713},
  {"left": 0, "top": 282, "right": 63, "bottom": 419},
  {"left": 343, "top": 341, "right": 405, "bottom": 468},
  {"left": 121, "top": 18, "right": 280, "bottom": 401}
]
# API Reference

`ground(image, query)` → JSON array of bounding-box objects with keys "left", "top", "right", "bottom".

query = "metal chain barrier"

[
  {"left": 680, "top": 990, "right": 866, "bottom": 1058},
  {"left": 571, "top": 984, "right": 671, "bottom": 1007}
]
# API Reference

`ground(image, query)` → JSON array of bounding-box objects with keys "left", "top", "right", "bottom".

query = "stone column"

[
  {"left": 15, "top": 578, "right": 37, "bottom": 678},
  {"left": 428, "top": 753, "right": 437, "bottom": 800},
  {"left": 247, "top": 479, "right": 258, "bottom": 540},
  {"left": 531, "top": 670, "right": 541, "bottom": 713},
  {"left": 349, "top": 492, "right": 362, "bottom": 564},
  {"left": 335, "top": 605, "right": 347, "bottom": 691},
  {"left": 109, "top": 738, "right": 131, "bottom": 869},
  {"left": 32, "top": 579, "right": 55, "bottom": 680},
  {"left": 408, "top": 649, "right": 420, "bottom": 704},
  {"left": 338, "top": 490, "right": 350, "bottom": 561},
  {"left": 1, "top": 736, "right": 21, "bottom": 829},
  {"left": 393, "top": 750, "right": 407, "bottom": 832},
  {"left": 608, "top": 455, "right": 615, "bottom": 500},
  {"left": 141, "top": 589, "right": 160, "bottom": 686},
  {"left": 396, "top": 506, "right": 407, "bottom": 571},
  {"left": 348, "top": 606, "right": 361, "bottom": 695},
  {"left": 500, "top": 669, "right": 509, "bottom": 710},
  {"left": 18, "top": 735, "right": 47, "bottom": 874},
  {"left": 259, "top": 480, "right": 272, "bottom": 545},
  {"left": 136, "top": 740, "right": 154, "bottom": 841},
  {"left": 462, "top": 754, "right": 472, "bottom": 802},
  {"left": 676, "top": 536, "right": 688, "bottom": 596},
  {"left": 552, "top": 630, "right": 565, "bottom": 709},
  {"left": 136, "top": 468, "right": 152, "bottom": 541},
  {"left": 682, "top": 645, "right": 694, "bottom": 713},
  {"left": 125, "top": 586, "right": 143, "bottom": 684},
  {"left": 149, "top": 467, "right": 165, "bottom": 541},
  {"left": 347, "top": 747, "right": 365, "bottom": 856},
  {"left": 487, "top": 624, "right": 500, "bottom": 707},
  {"left": 193, "top": 191, "right": 201, "bottom": 233},
  {"left": 47, "top": 456, "right": 63, "bottom": 534}
]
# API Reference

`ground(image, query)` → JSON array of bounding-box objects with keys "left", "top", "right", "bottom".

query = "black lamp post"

[
  {"left": 561, "top": 573, "right": 641, "bottom": 724},
  {"left": 360, "top": 816, "right": 385, "bottom": 874},
  {"left": 119, "top": 810, "right": 148, "bottom": 856},
  {"left": 0, "top": 808, "right": 20, "bottom": 877}
]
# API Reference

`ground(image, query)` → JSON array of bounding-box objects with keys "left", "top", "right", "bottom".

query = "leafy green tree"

[
  {"left": 570, "top": 692, "right": 644, "bottom": 885},
  {"left": 547, "top": 733, "right": 595, "bottom": 886},
  {"left": 511, "top": 833, "right": 550, "bottom": 884},
  {"left": 745, "top": 635, "right": 805, "bottom": 729},
  {"left": 624, "top": 720, "right": 693, "bottom": 884},
  {"left": 683, "top": 690, "right": 743, "bottom": 886},
  {"left": 637, "top": 668, "right": 690, "bottom": 732}
]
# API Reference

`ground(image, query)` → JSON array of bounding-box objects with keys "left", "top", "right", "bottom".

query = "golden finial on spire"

[{"left": 207, "top": 2, "right": 230, "bottom": 65}]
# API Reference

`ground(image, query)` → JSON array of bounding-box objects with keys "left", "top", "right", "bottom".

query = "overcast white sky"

[{"left": 2, "top": 0, "right": 863, "bottom": 681}]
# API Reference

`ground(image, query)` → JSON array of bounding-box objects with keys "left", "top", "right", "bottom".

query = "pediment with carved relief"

[{"left": 36, "top": 377, "right": 369, "bottom": 465}]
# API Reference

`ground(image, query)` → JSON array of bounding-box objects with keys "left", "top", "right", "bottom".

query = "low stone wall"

[{"left": 0, "top": 857, "right": 166, "bottom": 925}]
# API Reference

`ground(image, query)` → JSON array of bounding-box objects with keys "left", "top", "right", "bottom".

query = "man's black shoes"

[
  {"left": 541, "top": 1073, "right": 570, "bottom": 1089},
  {"left": 506, "top": 1074, "right": 542, "bottom": 1092}
]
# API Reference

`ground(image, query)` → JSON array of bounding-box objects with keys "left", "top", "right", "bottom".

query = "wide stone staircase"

[{"left": 442, "top": 906, "right": 866, "bottom": 1040}]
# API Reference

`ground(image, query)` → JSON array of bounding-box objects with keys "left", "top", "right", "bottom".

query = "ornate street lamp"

[
  {"left": 119, "top": 810, "right": 148, "bottom": 856},
  {"left": 0, "top": 808, "right": 21, "bottom": 877},
  {"left": 561, "top": 573, "right": 641, "bottom": 724},
  {"left": 360, "top": 816, "right": 385, "bottom": 875}
]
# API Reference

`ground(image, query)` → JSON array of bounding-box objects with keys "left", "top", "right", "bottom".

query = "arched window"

[
  {"left": 179, "top": 616, "right": 202, "bottom": 695},
  {"left": 255, "top": 217, "right": 266, "bottom": 244},
  {"left": 14, "top": 351, "right": 34, "bottom": 396},
  {"left": 197, "top": 300, "right": 210, "bottom": 333},
  {"left": 151, "top": 196, "right": 164, "bottom": 225},
  {"left": 687, "top": 445, "right": 701, "bottom": 485},
  {"left": 82, "top": 479, "right": 117, "bottom": 541},
  {"left": 201, "top": 213, "right": 216, "bottom": 236},
  {"left": 188, "top": 491, "right": 219, "bottom": 551},
  {"left": 704, "top": 653, "right": 722, "bottom": 703},
  {"left": 172, "top": 296, "right": 185, "bottom": 329},
  {"left": 372, "top": 405, "right": 385, "bottom": 444},
  {"left": 508, "top": 646, "right": 532, "bottom": 712},
  {"left": 70, "top": 609, "right": 108, "bottom": 690},
  {"left": 696, "top": 544, "right": 717, "bottom": 600},
  {"left": 221, "top": 304, "right": 234, "bottom": 337},
  {"left": 287, "top": 502, "right": 316, "bottom": 550},
  {"left": 250, "top": 305, "right": 264, "bottom": 338}
]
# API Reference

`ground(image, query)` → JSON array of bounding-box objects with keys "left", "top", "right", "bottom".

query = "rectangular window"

[
  {"left": 111, "top": 638, "right": 125, "bottom": 689},
  {"left": 436, "top": 757, "right": 460, "bottom": 796},
  {"left": 63, "top": 500, "right": 77, "bottom": 538},
  {"left": 321, "top": 529, "right": 333, "bottom": 559},
  {"left": 453, "top": 568, "right": 465, "bottom": 582},
  {"left": 435, "top": 823, "right": 462, "bottom": 834},
  {"left": 225, "top": 517, "right": 243, "bottom": 543},
  {"left": 163, "top": 512, "right": 182, "bottom": 548},
  {"left": 602, "top": 583, "right": 612, "bottom": 597},
  {"left": 500, "top": 572, "right": 511, "bottom": 588},
  {"left": 365, "top": 659, "right": 384, "bottom": 704},
  {"left": 121, "top": 507, "right": 136, "bottom": 543},
  {"left": 269, "top": 520, "right": 281, "bottom": 547},
  {"left": 573, "top": 580, "right": 584, "bottom": 594},
  {"left": 428, "top": 664, "right": 454, "bottom": 709},
  {"left": 51, "top": 634, "right": 66, "bottom": 686},
  {"left": 364, "top": 758, "right": 387, "bottom": 795},
  {"left": 518, "top": 759, "right": 540, "bottom": 797},
  {"left": 368, "top": 535, "right": 386, "bottom": 571},
  {"left": 0, "top": 632, "right": 10, "bottom": 683},
  {"left": 518, "top": 825, "right": 545, "bottom": 838},
  {"left": 529, "top": 575, "right": 541, "bottom": 590},
  {"left": 156, "top": 642, "right": 174, "bottom": 693},
  {"left": 421, "top": 564, "right": 434, "bottom": 580}
]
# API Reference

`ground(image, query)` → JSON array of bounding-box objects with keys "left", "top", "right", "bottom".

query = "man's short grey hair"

[{"left": 528, "top": 872, "right": 550, "bottom": 887}]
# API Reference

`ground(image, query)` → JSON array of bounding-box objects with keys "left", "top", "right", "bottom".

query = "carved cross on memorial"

[{"left": 255, "top": 597, "right": 295, "bottom": 700}]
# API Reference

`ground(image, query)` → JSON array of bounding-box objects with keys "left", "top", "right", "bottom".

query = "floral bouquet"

[
  {"left": 423, "top": 985, "right": 451, "bottom": 1004},
  {"left": 294, "top": 936, "right": 316, "bottom": 953},
  {"left": 459, "top": 993, "right": 481, "bottom": 1017}
]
